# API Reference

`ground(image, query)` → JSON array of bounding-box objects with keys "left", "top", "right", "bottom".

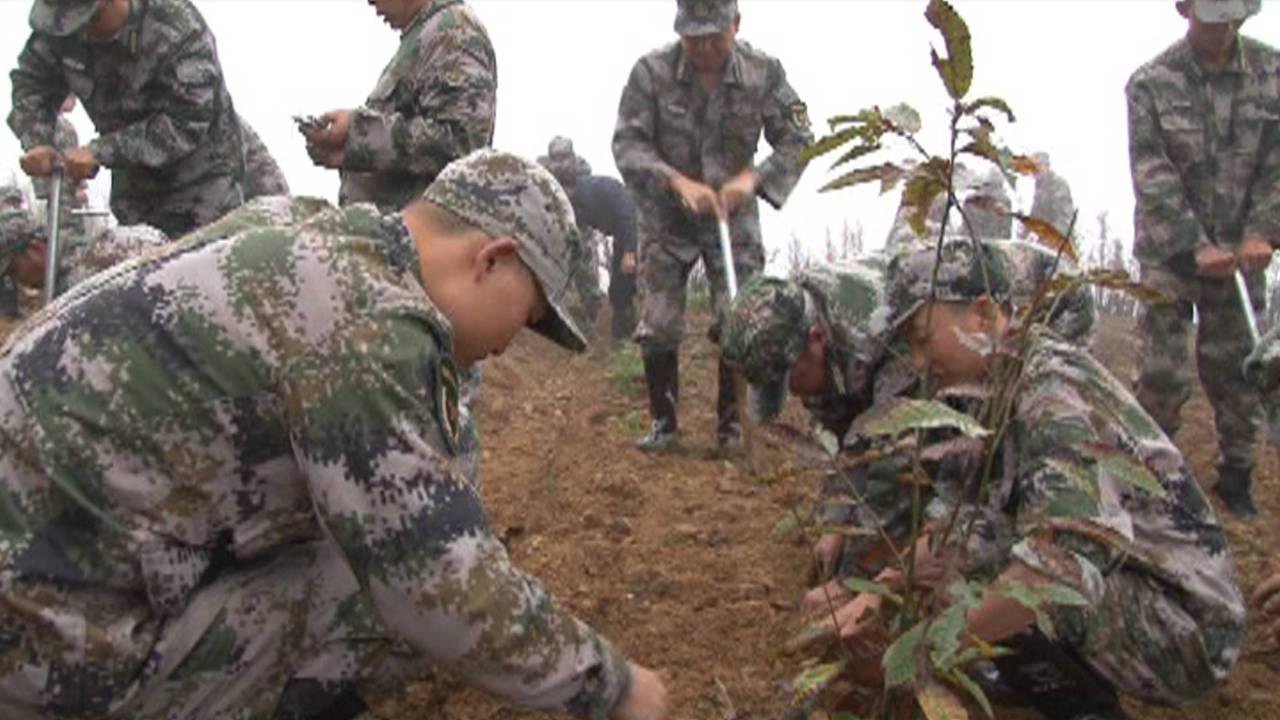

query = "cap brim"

[
  {"left": 530, "top": 300, "right": 588, "bottom": 353},
  {"left": 30, "top": 2, "right": 98, "bottom": 37},
  {"left": 1192, "top": 0, "right": 1253, "bottom": 22},
  {"left": 886, "top": 298, "right": 927, "bottom": 341},
  {"left": 747, "top": 377, "right": 788, "bottom": 423}
]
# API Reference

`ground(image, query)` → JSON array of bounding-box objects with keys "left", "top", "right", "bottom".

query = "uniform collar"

[
  {"left": 675, "top": 42, "right": 744, "bottom": 87},
  {"left": 1178, "top": 34, "right": 1248, "bottom": 78},
  {"left": 403, "top": 0, "right": 463, "bottom": 38}
]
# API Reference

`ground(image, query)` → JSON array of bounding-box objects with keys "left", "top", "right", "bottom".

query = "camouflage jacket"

[
  {"left": 339, "top": 0, "right": 497, "bottom": 212},
  {"left": 31, "top": 116, "right": 79, "bottom": 201},
  {"left": 1127, "top": 35, "right": 1280, "bottom": 295},
  {"left": 0, "top": 201, "right": 626, "bottom": 718},
  {"left": 970, "top": 327, "right": 1243, "bottom": 677},
  {"left": 1029, "top": 170, "right": 1076, "bottom": 239},
  {"left": 612, "top": 40, "right": 812, "bottom": 249},
  {"left": 239, "top": 118, "right": 289, "bottom": 200},
  {"left": 8, "top": 0, "right": 245, "bottom": 234}
]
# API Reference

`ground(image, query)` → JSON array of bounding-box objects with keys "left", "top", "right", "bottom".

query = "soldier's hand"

[
  {"left": 308, "top": 109, "right": 353, "bottom": 149},
  {"left": 669, "top": 173, "right": 722, "bottom": 218},
  {"left": 63, "top": 147, "right": 100, "bottom": 182},
  {"left": 1237, "top": 235, "right": 1274, "bottom": 274},
  {"left": 802, "top": 576, "right": 853, "bottom": 613},
  {"left": 19, "top": 146, "right": 59, "bottom": 178},
  {"left": 621, "top": 251, "right": 637, "bottom": 274},
  {"left": 306, "top": 142, "right": 345, "bottom": 169},
  {"left": 717, "top": 169, "right": 759, "bottom": 216},
  {"left": 1195, "top": 244, "right": 1237, "bottom": 279},
  {"left": 612, "top": 662, "right": 669, "bottom": 720}
]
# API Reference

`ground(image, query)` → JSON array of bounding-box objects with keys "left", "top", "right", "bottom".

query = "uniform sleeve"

[
  {"left": 239, "top": 119, "right": 290, "bottom": 198},
  {"left": 7, "top": 34, "right": 67, "bottom": 150},
  {"left": 342, "top": 25, "right": 496, "bottom": 177},
  {"left": 612, "top": 59, "right": 677, "bottom": 197},
  {"left": 1126, "top": 76, "right": 1213, "bottom": 264},
  {"left": 87, "top": 29, "right": 225, "bottom": 169},
  {"left": 285, "top": 313, "right": 630, "bottom": 719},
  {"left": 754, "top": 58, "right": 813, "bottom": 209},
  {"left": 1245, "top": 91, "right": 1280, "bottom": 245}
]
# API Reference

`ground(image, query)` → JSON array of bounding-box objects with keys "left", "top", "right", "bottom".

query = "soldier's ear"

[{"left": 474, "top": 237, "right": 521, "bottom": 278}]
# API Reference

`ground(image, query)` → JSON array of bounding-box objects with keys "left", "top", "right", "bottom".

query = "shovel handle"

[
  {"left": 43, "top": 168, "right": 63, "bottom": 305},
  {"left": 717, "top": 218, "right": 738, "bottom": 300},
  {"left": 1235, "top": 270, "right": 1261, "bottom": 347}
]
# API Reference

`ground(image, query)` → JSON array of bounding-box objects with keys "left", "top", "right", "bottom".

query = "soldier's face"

[
  {"left": 439, "top": 238, "right": 549, "bottom": 367},
  {"left": 369, "top": 0, "right": 430, "bottom": 30},
  {"left": 903, "top": 302, "right": 996, "bottom": 389},
  {"left": 679, "top": 16, "right": 740, "bottom": 75},
  {"left": 84, "top": 0, "right": 130, "bottom": 42},
  {"left": 1179, "top": 2, "right": 1243, "bottom": 56},
  {"left": 788, "top": 326, "right": 829, "bottom": 397}
]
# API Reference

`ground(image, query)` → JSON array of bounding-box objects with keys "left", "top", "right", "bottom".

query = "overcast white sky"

[{"left": 0, "top": 0, "right": 1276, "bottom": 268}]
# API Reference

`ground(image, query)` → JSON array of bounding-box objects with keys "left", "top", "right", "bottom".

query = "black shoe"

[
  {"left": 636, "top": 421, "right": 679, "bottom": 452},
  {"left": 717, "top": 422, "right": 743, "bottom": 452},
  {"left": 638, "top": 349, "right": 679, "bottom": 453},
  {"left": 1213, "top": 464, "right": 1261, "bottom": 520}
]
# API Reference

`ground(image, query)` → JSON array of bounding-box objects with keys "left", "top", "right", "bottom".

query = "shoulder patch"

[
  {"left": 436, "top": 357, "right": 461, "bottom": 455},
  {"left": 790, "top": 102, "right": 811, "bottom": 130}
]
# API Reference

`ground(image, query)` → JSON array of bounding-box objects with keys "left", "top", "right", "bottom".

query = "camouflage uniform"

[
  {"left": 883, "top": 164, "right": 1012, "bottom": 251},
  {"left": 1029, "top": 158, "right": 1076, "bottom": 240},
  {"left": 1127, "top": 29, "right": 1280, "bottom": 492},
  {"left": 881, "top": 243, "right": 1245, "bottom": 710},
  {"left": 8, "top": 0, "right": 245, "bottom": 237},
  {"left": 338, "top": 0, "right": 497, "bottom": 212},
  {"left": 539, "top": 137, "right": 639, "bottom": 341},
  {"left": 0, "top": 151, "right": 629, "bottom": 720},
  {"left": 0, "top": 207, "right": 42, "bottom": 318},
  {"left": 612, "top": 0, "right": 812, "bottom": 444},
  {"left": 29, "top": 115, "right": 77, "bottom": 201},
  {"left": 538, "top": 139, "right": 605, "bottom": 334},
  {"left": 239, "top": 117, "right": 290, "bottom": 200}
]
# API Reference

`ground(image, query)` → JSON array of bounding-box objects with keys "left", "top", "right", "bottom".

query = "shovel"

[
  {"left": 717, "top": 214, "right": 756, "bottom": 469},
  {"left": 1235, "top": 270, "right": 1280, "bottom": 442},
  {"left": 43, "top": 167, "right": 64, "bottom": 305}
]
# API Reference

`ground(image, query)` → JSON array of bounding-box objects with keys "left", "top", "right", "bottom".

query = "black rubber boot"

[
  {"left": 992, "top": 629, "right": 1128, "bottom": 720},
  {"left": 716, "top": 358, "right": 742, "bottom": 450},
  {"left": 1213, "top": 464, "right": 1261, "bottom": 520},
  {"left": 636, "top": 349, "right": 679, "bottom": 452}
]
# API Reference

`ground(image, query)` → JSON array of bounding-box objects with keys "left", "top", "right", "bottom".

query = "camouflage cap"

[
  {"left": 423, "top": 148, "right": 589, "bottom": 352},
  {"left": 884, "top": 241, "right": 1011, "bottom": 336},
  {"left": 721, "top": 275, "right": 808, "bottom": 421},
  {"left": 1187, "top": 0, "right": 1261, "bottom": 22},
  {"left": 0, "top": 208, "right": 43, "bottom": 275},
  {"left": 536, "top": 136, "right": 591, "bottom": 189},
  {"left": 674, "top": 0, "right": 738, "bottom": 36},
  {"left": 29, "top": 0, "right": 99, "bottom": 37}
]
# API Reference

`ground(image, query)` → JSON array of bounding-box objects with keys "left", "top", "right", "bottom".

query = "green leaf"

[
  {"left": 1044, "top": 458, "right": 1100, "bottom": 501},
  {"left": 803, "top": 126, "right": 865, "bottom": 163},
  {"left": 863, "top": 399, "right": 991, "bottom": 440},
  {"left": 1081, "top": 442, "right": 1168, "bottom": 499},
  {"left": 927, "top": 604, "right": 968, "bottom": 670},
  {"left": 926, "top": 0, "right": 973, "bottom": 100},
  {"left": 883, "top": 619, "right": 926, "bottom": 687},
  {"left": 831, "top": 142, "right": 883, "bottom": 170},
  {"left": 902, "top": 172, "right": 948, "bottom": 236},
  {"left": 789, "top": 660, "right": 848, "bottom": 701},
  {"left": 963, "top": 96, "right": 1016, "bottom": 123},
  {"left": 917, "top": 681, "right": 970, "bottom": 720},
  {"left": 884, "top": 103, "right": 923, "bottom": 134},
  {"left": 842, "top": 577, "right": 904, "bottom": 605},
  {"left": 827, "top": 108, "right": 884, "bottom": 132},
  {"left": 819, "top": 162, "right": 905, "bottom": 194},
  {"left": 1012, "top": 213, "right": 1077, "bottom": 262},
  {"left": 996, "top": 580, "right": 1088, "bottom": 640},
  {"left": 949, "top": 668, "right": 995, "bottom": 720},
  {"left": 771, "top": 514, "right": 802, "bottom": 541}
]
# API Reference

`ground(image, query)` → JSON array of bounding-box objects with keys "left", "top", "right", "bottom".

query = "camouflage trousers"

[
  {"left": 1133, "top": 273, "right": 1264, "bottom": 470},
  {"left": 0, "top": 541, "right": 422, "bottom": 720},
  {"left": 633, "top": 229, "right": 765, "bottom": 351},
  {"left": 1055, "top": 567, "right": 1241, "bottom": 706},
  {"left": 113, "top": 173, "right": 244, "bottom": 238}
]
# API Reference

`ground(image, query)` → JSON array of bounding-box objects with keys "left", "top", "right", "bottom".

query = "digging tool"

[
  {"left": 1236, "top": 269, "right": 1261, "bottom": 346},
  {"left": 716, "top": 213, "right": 756, "bottom": 469},
  {"left": 717, "top": 217, "right": 739, "bottom": 299},
  {"left": 43, "top": 167, "right": 64, "bottom": 305}
]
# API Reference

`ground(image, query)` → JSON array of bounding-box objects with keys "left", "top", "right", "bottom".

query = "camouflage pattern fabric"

[
  {"left": 0, "top": 185, "right": 24, "bottom": 208},
  {"left": 1245, "top": 325, "right": 1280, "bottom": 443},
  {"left": 339, "top": 0, "right": 497, "bottom": 212},
  {"left": 978, "top": 327, "right": 1244, "bottom": 705},
  {"left": 613, "top": 39, "right": 813, "bottom": 349},
  {"left": 883, "top": 165, "right": 1011, "bottom": 250},
  {"left": 9, "top": 0, "right": 246, "bottom": 237},
  {"left": 674, "top": 0, "right": 738, "bottom": 36},
  {"left": 60, "top": 223, "right": 169, "bottom": 288},
  {"left": 1127, "top": 34, "right": 1279, "bottom": 471},
  {"left": 0, "top": 152, "right": 628, "bottom": 718},
  {"left": 239, "top": 117, "right": 290, "bottom": 200},
  {"left": 1029, "top": 166, "right": 1076, "bottom": 240}
]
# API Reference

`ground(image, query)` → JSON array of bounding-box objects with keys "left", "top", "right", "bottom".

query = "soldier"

[
  {"left": 830, "top": 242, "right": 1244, "bottom": 720},
  {"left": 613, "top": 0, "right": 813, "bottom": 451},
  {"left": 1026, "top": 151, "right": 1077, "bottom": 240},
  {"left": 303, "top": 0, "right": 497, "bottom": 212},
  {"left": 9, "top": 0, "right": 246, "bottom": 237},
  {"left": 883, "top": 163, "right": 1013, "bottom": 251},
  {"left": 540, "top": 136, "right": 640, "bottom": 342},
  {"left": 721, "top": 239, "right": 1095, "bottom": 583},
  {"left": 1127, "top": 0, "right": 1279, "bottom": 518},
  {"left": 0, "top": 206, "right": 45, "bottom": 318},
  {"left": 240, "top": 117, "right": 290, "bottom": 199},
  {"left": 0, "top": 149, "right": 669, "bottom": 720}
]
